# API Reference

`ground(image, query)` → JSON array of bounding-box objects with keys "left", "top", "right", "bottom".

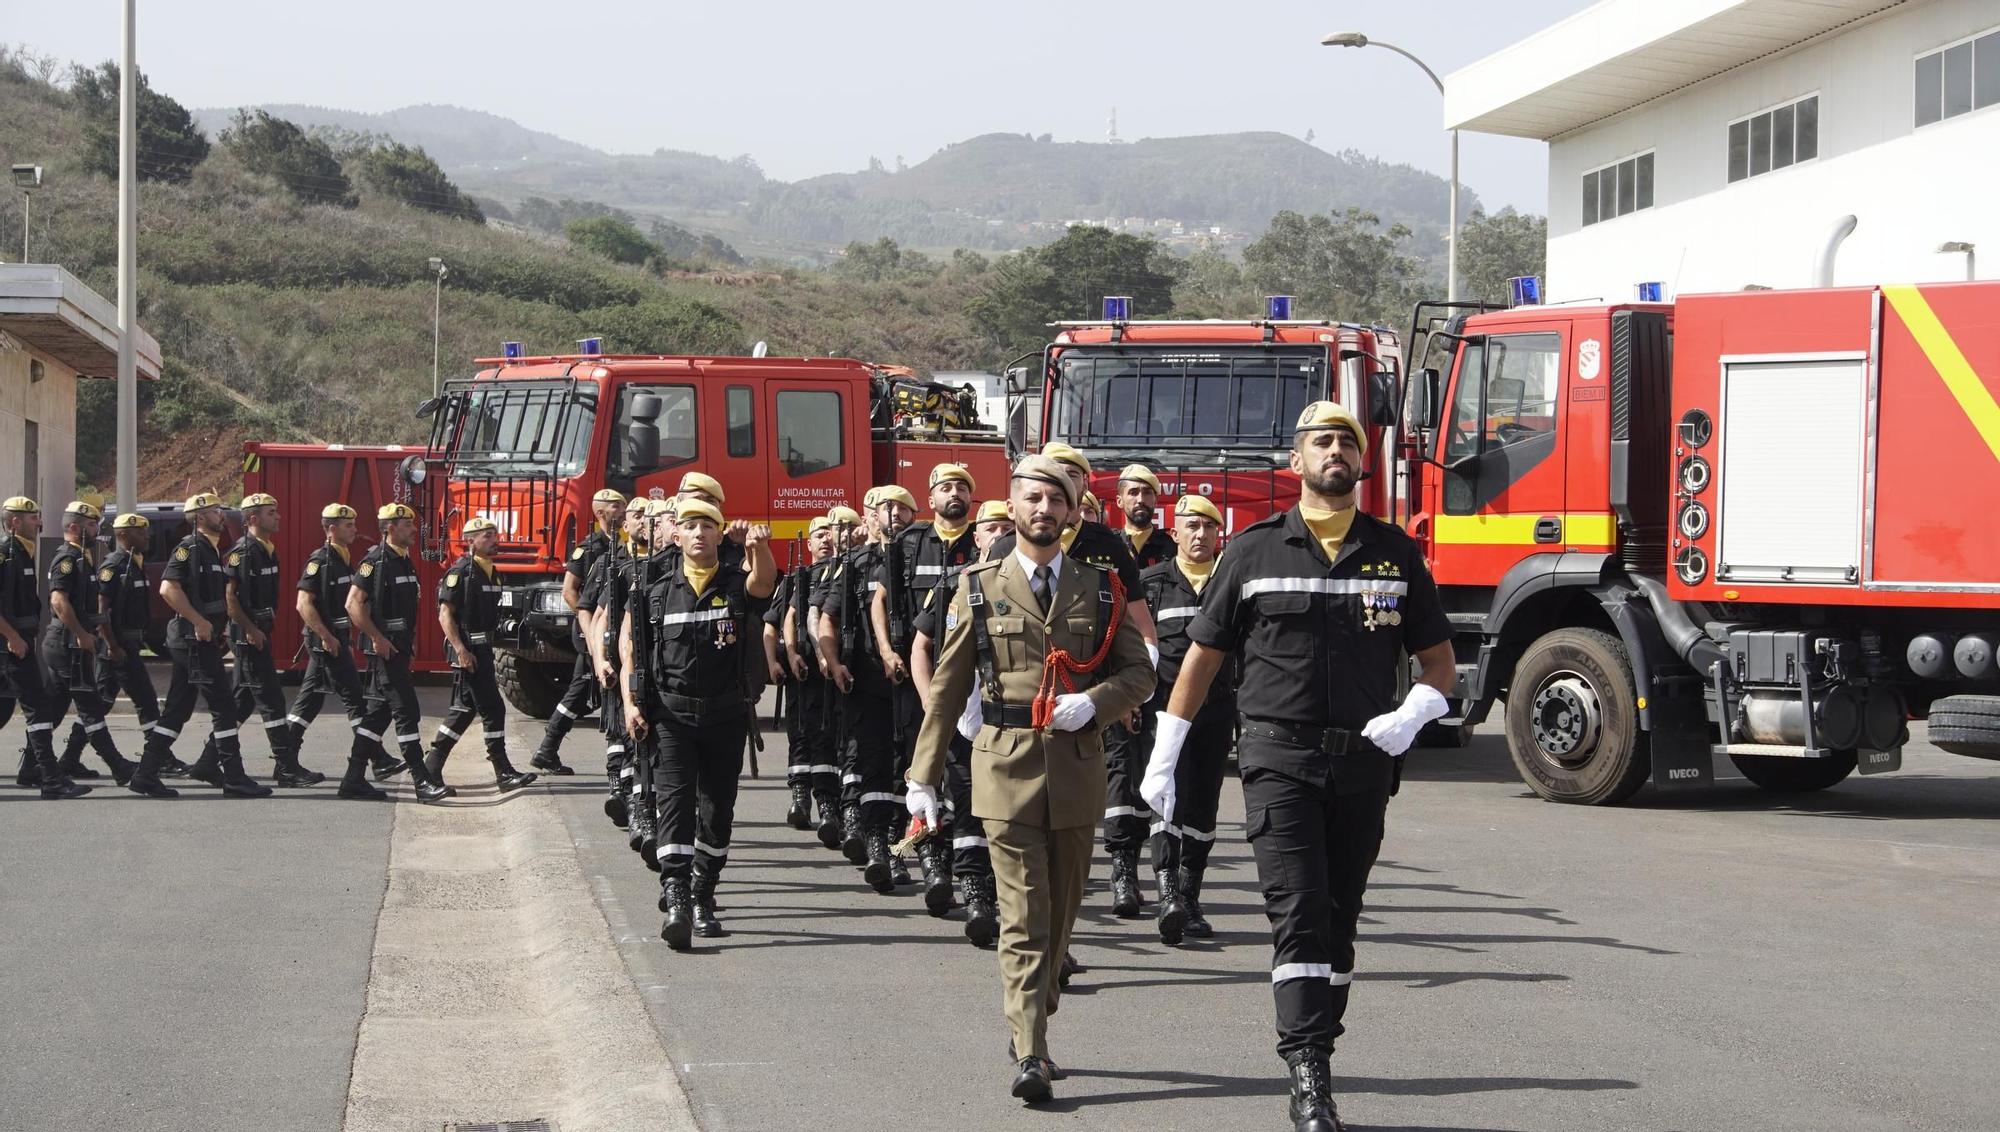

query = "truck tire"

[
  {"left": 1927, "top": 694, "right": 2000, "bottom": 760},
  {"left": 497, "top": 650, "right": 562, "bottom": 720},
  {"left": 1730, "top": 749, "right": 1856, "bottom": 792},
  {"left": 1504, "top": 628, "right": 1650, "bottom": 805}
]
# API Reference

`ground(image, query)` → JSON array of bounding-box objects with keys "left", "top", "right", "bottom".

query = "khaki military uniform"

[{"left": 910, "top": 550, "right": 1154, "bottom": 1062}]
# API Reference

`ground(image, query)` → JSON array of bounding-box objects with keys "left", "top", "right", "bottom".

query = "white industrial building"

[{"left": 1446, "top": 0, "right": 2000, "bottom": 302}]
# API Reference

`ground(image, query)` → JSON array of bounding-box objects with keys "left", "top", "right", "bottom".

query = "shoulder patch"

[
  {"left": 358, "top": 562, "right": 374, "bottom": 578},
  {"left": 174, "top": 547, "right": 189, "bottom": 562},
  {"left": 445, "top": 573, "right": 459, "bottom": 588},
  {"left": 99, "top": 567, "right": 114, "bottom": 583},
  {"left": 572, "top": 546, "right": 586, "bottom": 560},
  {"left": 227, "top": 552, "right": 242, "bottom": 568},
  {"left": 306, "top": 561, "right": 320, "bottom": 576},
  {"left": 58, "top": 558, "right": 73, "bottom": 575},
  {"left": 711, "top": 595, "right": 726, "bottom": 607}
]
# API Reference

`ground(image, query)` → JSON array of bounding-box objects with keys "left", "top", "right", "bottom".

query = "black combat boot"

[
  {"left": 125, "top": 747, "right": 179, "bottom": 799},
  {"left": 423, "top": 748, "right": 458, "bottom": 798},
  {"left": 490, "top": 754, "right": 538, "bottom": 792},
  {"left": 336, "top": 753, "right": 388, "bottom": 800},
  {"left": 370, "top": 750, "right": 407, "bottom": 781},
  {"left": 888, "top": 848, "right": 912, "bottom": 888},
  {"left": 219, "top": 753, "right": 275, "bottom": 798},
  {"left": 691, "top": 865, "right": 724, "bottom": 938},
  {"left": 659, "top": 876, "right": 693, "bottom": 951},
  {"left": 785, "top": 782, "right": 812, "bottom": 830},
  {"left": 76, "top": 726, "right": 136, "bottom": 786},
  {"left": 1110, "top": 850, "right": 1143, "bottom": 918},
  {"left": 840, "top": 803, "right": 866, "bottom": 865},
  {"left": 964, "top": 875, "right": 999, "bottom": 948},
  {"left": 185, "top": 748, "right": 224, "bottom": 787},
  {"left": 814, "top": 790, "right": 842, "bottom": 850},
  {"left": 528, "top": 737, "right": 574, "bottom": 776},
  {"left": 863, "top": 826, "right": 895, "bottom": 893},
  {"left": 274, "top": 751, "right": 326, "bottom": 788},
  {"left": 55, "top": 725, "right": 99, "bottom": 779},
  {"left": 1155, "top": 867, "right": 1187, "bottom": 945},
  {"left": 15, "top": 744, "right": 42, "bottom": 788},
  {"left": 1182, "top": 864, "right": 1212, "bottom": 938},
  {"left": 604, "top": 774, "right": 629, "bottom": 828},
  {"left": 406, "top": 748, "right": 448, "bottom": 804},
  {"left": 1286, "top": 1050, "right": 1345, "bottom": 1132},
  {"left": 919, "top": 836, "right": 954, "bottom": 916}
]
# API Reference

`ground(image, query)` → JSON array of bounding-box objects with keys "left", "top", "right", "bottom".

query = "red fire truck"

[
  {"left": 1400, "top": 281, "right": 2000, "bottom": 802},
  {"left": 399, "top": 345, "right": 1010, "bottom": 716},
  {"left": 1009, "top": 296, "right": 1404, "bottom": 525}
]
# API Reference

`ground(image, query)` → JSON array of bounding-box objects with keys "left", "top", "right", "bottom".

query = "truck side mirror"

[
  {"left": 627, "top": 393, "right": 663, "bottom": 471},
  {"left": 1366, "top": 370, "right": 1399, "bottom": 427},
  {"left": 1410, "top": 367, "right": 1440, "bottom": 430}
]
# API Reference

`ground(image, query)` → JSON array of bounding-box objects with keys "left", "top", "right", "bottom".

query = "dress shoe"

[
  {"left": 785, "top": 783, "right": 812, "bottom": 830},
  {"left": 1058, "top": 951, "right": 1078, "bottom": 989},
  {"left": 41, "top": 778, "right": 92, "bottom": 800},
  {"left": 338, "top": 778, "right": 390, "bottom": 800},
  {"left": 1109, "top": 850, "right": 1143, "bottom": 918},
  {"left": 222, "top": 777, "right": 275, "bottom": 798},
  {"left": 1287, "top": 1050, "right": 1345, "bottom": 1132},
  {"left": 529, "top": 753, "right": 574, "bottom": 775},
  {"left": 1007, "top": 1041, "right": 1065, "bottom": 1080},
  {"left": 1010, "top": 1056, "right": 1054, "bottom": 1103},
  {"left": 1156, "top": 867, "right": 1187, "bottom": 946}
]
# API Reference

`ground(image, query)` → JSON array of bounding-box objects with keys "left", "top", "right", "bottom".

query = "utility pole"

[
  {"left": 428, "top": 257, "right": 448, "bottom": 398},
  {"left": 116, "top": 0, "right": 138, "bottom": 515}
]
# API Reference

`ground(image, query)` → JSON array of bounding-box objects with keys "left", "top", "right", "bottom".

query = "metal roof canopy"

[
  {"left": 1443, "top": 0, "right": 1910, "bottom": 140},
  {"left": 0, "top": 263, "right": 161, "bottom": 380}
]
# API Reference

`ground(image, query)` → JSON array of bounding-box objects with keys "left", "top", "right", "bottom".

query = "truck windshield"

[
  {"left": 1049, "top": 347, "right": 1325, "bottom": 451},
  {"left": 448, "top": 384, "right": 596, "bottom": 477}
]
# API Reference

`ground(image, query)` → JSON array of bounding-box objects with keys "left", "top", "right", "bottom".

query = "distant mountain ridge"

[{"left": 194, "top": 103, "right": 1480, "bottom": 257}]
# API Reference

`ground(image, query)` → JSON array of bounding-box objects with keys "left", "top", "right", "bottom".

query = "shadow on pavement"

[{"left": 1039, "top": 1065, "right": 1635, "bottom": 1111}]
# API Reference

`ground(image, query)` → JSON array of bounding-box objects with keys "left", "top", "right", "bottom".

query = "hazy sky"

[{"left": 13, "top": 0, "right": 1596, "bottom": 214}]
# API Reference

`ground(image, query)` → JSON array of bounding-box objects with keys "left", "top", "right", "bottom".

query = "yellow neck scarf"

[
  {"left": 1299, "top": 504, "right": 1357, "bottom": 561},
  {"left": 933, "top": 519, "right": 967, "bottom": 543},
  {"left": 1176, "top": 554, "right": 1215, "bottom": 595},
  {"left": 1059, "top": 526, "right": 1079, "bottom": 552},
  {"left": 684, "top": 559, "right": 717, "bottom": 596}
]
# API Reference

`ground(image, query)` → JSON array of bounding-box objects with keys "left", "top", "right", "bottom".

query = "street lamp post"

[
  {"left": 1937, "top": 241, "right": 1976, "bottom": 282},
  {"left": 427, "top": 256, "right": 447, "bottom": 398},
  {"left": 9, "top": 165, "right": 41, "bottom": 263},
  {"left": 1322, "top": 32, "right": 1459, "bottom": 303}
]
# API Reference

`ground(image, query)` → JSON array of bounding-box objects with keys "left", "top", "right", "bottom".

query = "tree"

[
  {"left": 835, "top": 236, "right": 904, "bottom": 282},
  {"left": 1172, "top": 245, "right": 1249, "bottom": 318},
  {"left": 1241, "top": 208, "right": 1423, "bottom": 326},
  {"left": 1456, "top": 207, "right": 1548, "bottom": 304},
  {"left": 565, "top": 215, "right": 658, "bottom": 265},
  {"left": 967, "top": 225, "right": 1184, "bottom": 357},
  {"left": 71, "top": 61, "right": 210, "bottom": 185},
  {"left": 219, "top": 109, "right": 356, "bottom": 207},
  {"left": 352, "top": 142, "right": 484, "bottom": 223}
]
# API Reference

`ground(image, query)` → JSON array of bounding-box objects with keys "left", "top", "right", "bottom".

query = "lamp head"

[
  {"left": 10, "top": 164, "right": 43, "bottom": 190},
  {"left": 1321, "top": 32, "right": 1369, "bottom": 48}
]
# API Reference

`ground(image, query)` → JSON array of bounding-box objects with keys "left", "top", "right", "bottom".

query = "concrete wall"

[
  {"left": 0, "top": 332, "right": 80, "bottom": 508},
  {"left": 1545, "top": 0, "right": 2000, "bottom": 301}
]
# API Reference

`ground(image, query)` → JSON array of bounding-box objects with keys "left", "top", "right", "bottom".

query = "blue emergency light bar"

[
  {"left": 1267, "top": 295, "right": 1293, "bottom": 320},
  {"left": 1635, "top": 281, "right": 1664, "bottom": 302},
  {"left": 1102, "top": 296, "right": 1132, "bottom": 321},
  {"left": 577, "top": 337, "right": 603, "bottom": 356},
  {"left": 1508, "top": 275, "right": 1542, "bottom": 307},
  {"left": 502, "top": 341, "right": 524, "bottom": 360}
]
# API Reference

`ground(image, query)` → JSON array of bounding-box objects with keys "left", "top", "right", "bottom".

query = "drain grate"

[{"left": 445, "top": 1122, "right": 554, "bottom": 1132}]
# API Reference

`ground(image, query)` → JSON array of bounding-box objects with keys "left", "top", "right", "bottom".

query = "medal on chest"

[
  {"left": 1361, "top": 585, "right": 1401, "bottom": 630},
  {"left": 710, "top": 596, "right": 735, "bottom": 649}
]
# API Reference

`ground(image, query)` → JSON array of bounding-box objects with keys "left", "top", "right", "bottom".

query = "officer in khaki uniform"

[{"left": 905, "top": 455, "right": 1155, "bottom": 1104}]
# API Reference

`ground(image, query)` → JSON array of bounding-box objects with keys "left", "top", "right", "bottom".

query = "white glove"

[
  {"left": 1360, "top": 684, "right": 1451, "bottom": 758},
  {"left": 954, "top": 693, "right": 983, "bottom": 742},
  {"left": 905, "top": 780, "right": 940, "bottom": 828},
  {"left": 1048, "top": 692, "right": 1096, "bottom": 732},
  {"left": 1140, "top": 711, "right": 1192, "bottom": 824},
  {"left": 1145, "top": 642, "right": 1160, "bottom": 670}
]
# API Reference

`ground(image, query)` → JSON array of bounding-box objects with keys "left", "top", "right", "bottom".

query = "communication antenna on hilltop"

[{"left": 1107, "top": 106, "right": 1123, "bottom": 144}]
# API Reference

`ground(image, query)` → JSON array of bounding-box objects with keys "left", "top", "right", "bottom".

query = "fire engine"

[
  {"left": 1009, "top": 295, "right": 1405, "bottom": 525},
  {"left": 397, "top": 342, "right": 1009, "bottom": 716},
  {"left": 1400, "top": 280, "right": 2000, "bottom": 802}
]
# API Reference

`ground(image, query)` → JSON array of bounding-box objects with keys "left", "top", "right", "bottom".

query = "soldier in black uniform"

[
  {"left": 798, "top": 504, "right": 860, "bottom": 850},
  {"left": 764, "top": 513, "right": 838, "bottom": 836},
  {"left": 1114, "top": 464, "right": 1177, "bottom": 569},
  {"left": 423, "top": 516, "right": 534, "bottom": 799},
  {"left": 619, "top": 498, "right": 775, "bottom": 950},
  {"left": 872, "top": 464, "right": 979, "bottom": 914},
  {"left": 34, "top": 500, "right": 134, "bottom": 785},
  {"left": 529, "top": 487, "right": 626, "bottom": 776},
  {"left": 345, "top": 502, "right": 430, "bottom": 801},
  {"left": 618, "top": 497, "right": 681, "bottom": 865},
  {"left": 131, "top": 493, "right": 274, "bottom": 799},
  {"left": 192, "top": 492, "right": 322, "bottom": 787},
  {"left": 1144, "top": 402, "right": 1455, "bottom": 1132},
  {"left": 909, "top": 496, "right": 1014, "bottom": 946},
  {"left": 814, "top": 485, "right": 913, "bottom": 893},
  {"left": 588, "top": 496, "right": 651, "bottom": 830},
  {"left": 288, "top": 504, "right": 397, "bottom": 778},
  {"left": 4, "top": 497, "right": 92, "bottom": 798},
  {"left": 74, "top": 511, "right": 172, "bottom": 776},
  {"left": 1138, "top": 494, "right": 1234, "bottom": 945}
]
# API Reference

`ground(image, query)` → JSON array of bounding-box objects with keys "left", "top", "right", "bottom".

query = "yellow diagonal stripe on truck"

[
  {"left": 1883, "top": 284, "right": 2000, "bottom": 466},
  {"left": 1433, "top": 513, "right": 1617, "bottom": 545}
]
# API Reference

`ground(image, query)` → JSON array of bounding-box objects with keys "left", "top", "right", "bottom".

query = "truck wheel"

[
  {"left": 497, "top": 650, "right": 562, "bottom": 720},
  {"left": 1927, "top": 694, "right": 2000, "bottom": 760},
  {"left": 1730, "top": 749, "right": 1857, "bottom": 792},
  {"left": 1504, "top": 628, "right": 1650, "bottom": 805}
]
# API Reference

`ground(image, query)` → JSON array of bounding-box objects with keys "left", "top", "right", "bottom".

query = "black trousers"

[
  {"left": 650, "top": 707, "right": 747, "bottom": 881},
  {"left": 783, "top": 672, "right": 839, "bottom": 797},
  {"left": 1241, "top": 752, "right": 1389, "bottom": 1060},
  {"left": 838, "top": 682, "right": 898, "bottom": 830},
  {"left": 536, "top": 651, "right": 598, "bottom": 752},
  {"left": 1148, "top": 699, "right": 1235, "bottom": 876},
  {"left": 292, "top": 643, "right": 366, "bottom": 748},
  {"left": 431, "top": 645, "right": 507, "bottom": 762},
  {"left": 945, "top": 733, "right": 990, "bottom": 880},
  {"left": 7, "top": 646, "right": 63, "bottom": 778},
  {"left": 355, "top": 648, "right": 421, "bottom": 766},
  {"left": 144, "top": 637, "right": 243, "bottom": 763},
  {"left": 38, "top": 637, "right": 124, "bottom": 767},
  {"left": 199, "top": 633, "right": 295, "bottom": 762},
  {"left": 93, "top": 636, "right": 160, "bottom": 729},
  {"left": 1101, "top": 719, "right": 1150, "bottom": 853}
]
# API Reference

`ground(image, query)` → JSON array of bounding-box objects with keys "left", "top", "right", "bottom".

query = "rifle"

[{"left": 885, "top": 524, "right": 911, "bottom": 658}]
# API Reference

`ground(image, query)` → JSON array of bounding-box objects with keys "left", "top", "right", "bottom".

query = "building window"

[
  {"left": 1728, "top": 94, "right": 1819, "bottom": 183},
  {"left": 1581, "top": 151, "right": 1653, "bottom": 227},
  {"left": 1916, "top": 27, "right": 2000, "bottom": 127}
]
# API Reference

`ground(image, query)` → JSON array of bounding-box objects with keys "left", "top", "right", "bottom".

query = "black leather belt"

[
  {"left": 1241, "top": 719, "right": 1378, "bottom": 756},
  {"left": 654, "top": 690, "right": 745, "bottom": 721},
  {"left": 466, "top": 631, "right": 492, "bottom": 645},
  {"left": 982, "top": 702, "right": 1036, "bottom": 729}
]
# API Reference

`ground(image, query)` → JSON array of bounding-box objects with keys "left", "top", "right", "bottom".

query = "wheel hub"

[{"left": 1532, "top": 673, "right": 1603, "bottom": 764}]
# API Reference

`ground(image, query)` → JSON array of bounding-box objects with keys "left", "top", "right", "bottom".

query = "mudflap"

[
  {"left": 1647, "top": 691, "right": 1714, "bottom": 790},
  {"left": 1857, "top": 746, "right": 1903, "bottom": 775}
]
